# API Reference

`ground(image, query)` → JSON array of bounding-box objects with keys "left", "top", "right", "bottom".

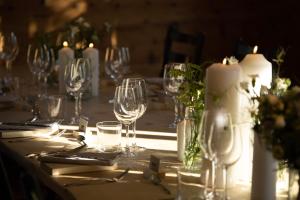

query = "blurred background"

[{"left": 0, "top": 0, "right": 299, "bottom": 82}]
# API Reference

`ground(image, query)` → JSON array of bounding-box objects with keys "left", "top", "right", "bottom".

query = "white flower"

[
  {"left": 275, "top": 78, "right": 289, "bottom": 91},
  {"left": 274, "top": 115, "right": 285, "bottom": 128},
  {"left": 228, "top": 56, "right": 239, "bottom": 64}
]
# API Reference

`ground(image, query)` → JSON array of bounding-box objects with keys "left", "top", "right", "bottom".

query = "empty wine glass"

[
  {"left": 113, "top": 86, "right": 139, "bottom": 155},
  {"left": 120, "top": 47, "right": 130, "bottom": 74},
  {"left": 200, "top": 109, "right": 234, "bottom": 199},
  {"left": 122, "top": 78, "right": 147, "bottom": 151},
  {"left": 0, "top": 32, "right": 19, "bottom": 72},
  {"left": 27, "top": 44, "right": 51, "bottom": 97},
  {"left": 64, "top": 58, "right": 91, "bottom": 124},
  {"left": 105, "top": 47, "right": 124, "bottom": 86},
  {"left": 163, "top": 63, "right": 186, "bottom": 128}
]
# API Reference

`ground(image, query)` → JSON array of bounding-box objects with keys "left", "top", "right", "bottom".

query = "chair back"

[{"left": 161, "top": 24, "right": 205, "bottom": 76}]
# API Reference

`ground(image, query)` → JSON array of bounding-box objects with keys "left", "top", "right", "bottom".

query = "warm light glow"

[
  {"left": 253, "top": 45, "right": 258, "bottom": 54},
  {"left": 63, "top": 41, "right": 68, "bottom": 47},
  {"left": 89, "top": 43, "right": 94, "bottom": 48},
  {"left": 222, "top": 58, "right": 227, "bottom": 65},
  {"left": 111, "top": 30, "right": 118, "bottom": 47}
]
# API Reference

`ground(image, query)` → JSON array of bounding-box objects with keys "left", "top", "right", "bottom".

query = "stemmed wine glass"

[
  {"left": 113, "top": 86, "right": 140, "bottom": 155},
  {"left": 0, "top": 32, "right": 19, "bottom": 72},
  {"left": 26, "top": 44, "right": 53, "bottom": 121},
  {"left": 199, "top": 109, "right": 234, "bottom": 199},
  {"left": 105, "top": 47, "right": 124, "bottom": 86},
  {"left": 120, "top": 47, "right": 130, "bottom": 74},
  {"left": 122, "top": 78, "right": 147, "bottom": 151},
  {"left": 64, "top": 58, "right": 91, "bottom": 124},
  {"left": 163, "top": 63, "right": 186, "bottom": 128},
  {"left": 27, "top": 44, "right": 52, "bottom": 97}
]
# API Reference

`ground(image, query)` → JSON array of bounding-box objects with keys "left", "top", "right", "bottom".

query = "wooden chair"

[
  {"left": 0, "top": 142, "right": 76, "bottom": 200},
  {"left": 161, "top": 23, "right": 205, "bottom": 76}
]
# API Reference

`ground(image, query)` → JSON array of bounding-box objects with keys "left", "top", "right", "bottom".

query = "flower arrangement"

[{"left": 249, "top": 47, "right": 300, "bottom": 170}]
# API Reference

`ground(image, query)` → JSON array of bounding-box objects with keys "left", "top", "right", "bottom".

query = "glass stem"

[
  {"left": 132, "top": 120, "right": 136, "bottom": 146},
  {"left": 74, "top": 94, "right": 80, "bottom": 119},
  {"left": 223, "top": 165, "right": 228, "bottom": 199},
  {"left": 211, "top": 160, "right": 216, "bottom": 195},
  {"left": 173, "top": 96, "right": 179, "bottom": 123},
  {"left": 125, "top": 124, "right": 130, "bottom": 150}
]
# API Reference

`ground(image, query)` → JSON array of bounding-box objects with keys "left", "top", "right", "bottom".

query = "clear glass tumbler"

[{"left": 96, "top": 121, "right": 122, "bottom": 153}]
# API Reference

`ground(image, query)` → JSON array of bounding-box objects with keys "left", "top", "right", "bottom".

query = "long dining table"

[{"left": 0, "top": 79, "right": 289, "bottom": 200}]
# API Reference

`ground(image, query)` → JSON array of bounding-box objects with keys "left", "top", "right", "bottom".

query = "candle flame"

[
  {"left": 63, "top": 41, "right": 68, "bottom": 47},
  {"left": 222, "top": 58, "right": 227, "bottom": 65},
  {"left": 89, "top": 43, "right": 94, "bottom": 48},
  {"left": 253, "top": 45, "right": 258, "bottom": 54}
]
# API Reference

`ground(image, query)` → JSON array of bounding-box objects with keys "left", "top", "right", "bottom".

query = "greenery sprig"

[{"left": 170, "top": 62, "right": 210, "bottom": 167}]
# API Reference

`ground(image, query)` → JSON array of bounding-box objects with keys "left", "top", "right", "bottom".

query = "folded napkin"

[{"left": 39, "top": 152, "right": 121, "bottom": 166}]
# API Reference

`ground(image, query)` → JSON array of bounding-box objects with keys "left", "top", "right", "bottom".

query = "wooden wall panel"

[{"left": 0, "top": 0, "right": 299, "bottom": 80}]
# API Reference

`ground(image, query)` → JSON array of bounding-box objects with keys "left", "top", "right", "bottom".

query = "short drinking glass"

[{"left": 96, "top": 121, "right": 122, "bottom": 153}]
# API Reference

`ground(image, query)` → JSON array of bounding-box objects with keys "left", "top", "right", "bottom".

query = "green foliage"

[{"left": 171, "top": 62, "right": 210, "bottom": 167}]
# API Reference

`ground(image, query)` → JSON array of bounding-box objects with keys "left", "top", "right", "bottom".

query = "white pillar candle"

[
  {"left": 238, "top": 46, "right": 273, "bottom": 183},
  {"left": 240, "top": 46, "right": 272, "bottom": 95},
  {"left": 58, "top": 41, "right": 74, "bottom": 94},
  {"left": 205, "top": 59, "right": 241, "bottom": 124},
  {"left": 83, "top": 43, "right": 99, "bottom": 96},
  {"left": 205, "top": 59, "right": 242, "bottom": 187}
]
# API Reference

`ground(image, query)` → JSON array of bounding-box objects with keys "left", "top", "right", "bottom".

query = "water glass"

[
  {"left": 177, "top": 166, "right": 209, "bottom": 200},
  {"left": 47, "top": 95, "right": 65, "bottom": 120},
  {"left": 96, "top": 121, "right": 122, "bottom": 153}
]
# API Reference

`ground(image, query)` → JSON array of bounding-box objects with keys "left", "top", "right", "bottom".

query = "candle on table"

[
  {"left": 240, "top": 45, "right": 272, "bottom": 95},
  {"left": 205, "top": 58, "right": 242, "bottom": 187},
  {"left": 58, "top": 41, "right": 74, "bottom": 93},
  {"left": 83, "top": 43, "right": 99, "bottom": 96},
  {"left": 205, "top": 58, "right": 241, "bottom": 124}
]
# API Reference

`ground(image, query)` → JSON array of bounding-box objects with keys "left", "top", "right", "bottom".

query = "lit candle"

[
  {"left": 205, "top": 58, "right": 241, "bottom": 124},
  {"left": 205, "top": 58, "right": 242, "bottom": 187},
  {"left": 111, "top": 30, "right": 118, "bottom": 48},
  {"left": 58, "top": 41, "right": 74, "bottom": 93},
  {"left": 240, "top": 45, "right": 272, "bottom": 95},
  {"left": 83, "top": 43, "right": 99, "bottom": 96}
]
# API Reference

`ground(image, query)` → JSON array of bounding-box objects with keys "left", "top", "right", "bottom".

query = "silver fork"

[{"left": 63, "top": 168, "right": 130, "bottom": 187}]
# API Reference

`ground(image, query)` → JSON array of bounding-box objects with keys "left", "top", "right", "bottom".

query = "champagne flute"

[
  {"left": 200, "top": 109, "right": 234, "bottom": 199},
  {"left": 163, "top": 63, "right": 186, "bottom": 128},
  {"left": 122, "top": 78, "right": 147, "bottom": 151},
  {"left": 64, "top": 58, "right": 91, "bottom": 124},
  {"left": 113, "top": 86, "right": 139, "bottom": 155}
]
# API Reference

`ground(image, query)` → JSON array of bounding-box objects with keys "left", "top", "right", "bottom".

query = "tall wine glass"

[
  {"left": 27, "top": 44, "right": 50, "bottom": 97},
  {"left": 113, "top": 86, "right": 139, "bottom": 155},
  {"left": 0, "top": 32, "right": 19, "bottom": 72},
  {"left": 105, "top": 47, "right": 124, "bottom": 85},
  {"left": 122, "top": 78, "right": 147, "bottom": 150},
  {"left": 64, "top": 58, "right": 91, "bottom": 124},
  {"left": 200, "top": 109, "right": 234, "bottom": 199},
  {"left": 163, "top": 63, "right": 186, "bottom": 128},
  {"left": 120, "top": 47, "right": 130, "bottom": 74}
]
